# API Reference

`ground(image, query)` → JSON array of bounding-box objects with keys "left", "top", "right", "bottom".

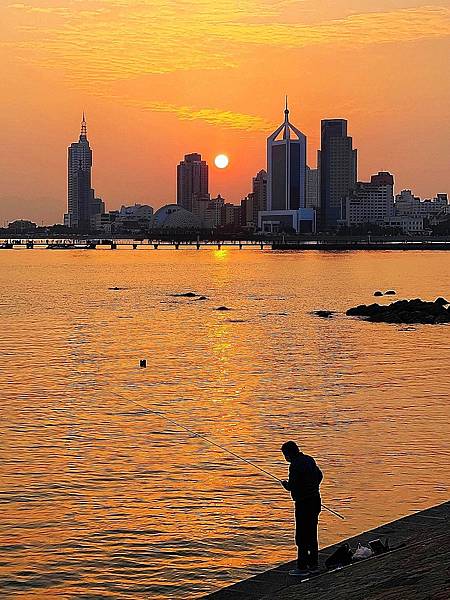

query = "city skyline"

[
  {"left": 1, "top": 1, "right": 449, "bottom": 223},
  {"left": 2, "top": 103, "right": 449, "bottom": 227}
]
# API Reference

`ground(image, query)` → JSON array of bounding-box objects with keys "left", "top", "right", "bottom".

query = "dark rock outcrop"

[
  {"left": 215, "top": 306, "right": 232, "bottom": 311},
  {"left": 385, "top": 290, "right": 396, "bottom": 295},
  {"left": 171, "top": 291, "right": 199, "bottom": 297},
  {"left": 435, "top": 297, "right": 449, "bottom": 306},
  {"left": 313, "top": 310, "right": 334, "bottom": 318},
  {"left": 374, "top": 291, "right": 383, "bottom": 297},
  {"left": 346, "top": 298, "right": 450, "bottom": 324}
]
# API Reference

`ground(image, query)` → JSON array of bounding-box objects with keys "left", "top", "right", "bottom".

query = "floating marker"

[{"left": 139, "top": 359, "right": 147, "bottom": 368}]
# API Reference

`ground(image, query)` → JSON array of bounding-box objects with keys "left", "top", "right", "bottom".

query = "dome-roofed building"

[{"left": 151, "top": 204, "right": 202, "bottom": 229}]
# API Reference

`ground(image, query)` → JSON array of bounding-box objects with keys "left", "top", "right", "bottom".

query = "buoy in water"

[{"left": 139, "top": 359, "right": 147, "bottom": 368}]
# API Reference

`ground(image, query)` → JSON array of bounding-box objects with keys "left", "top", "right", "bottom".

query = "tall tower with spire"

[
  {"left": 267, "top": 98, "right": 307, "bottom": 211},
  {"left": 65, "top": 114, "right": 96, "bottom": 230}
]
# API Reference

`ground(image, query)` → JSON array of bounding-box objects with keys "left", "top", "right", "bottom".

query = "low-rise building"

[
  {"left": 384, "top": 216, "right": 424, "bottom": 234},
  {"left": 395, "top": 190, "right": 448, "bottom": 217},
  {"left": 7, "top": 220, "right": 37, "bottom": 233},
  {"left": 258, "top": 208, "right": 316, "bottom": 233}
]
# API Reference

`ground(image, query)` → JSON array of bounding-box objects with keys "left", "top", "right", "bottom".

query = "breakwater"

[{"left": 202, "top": 501, "right": 450, "bottom": 600}]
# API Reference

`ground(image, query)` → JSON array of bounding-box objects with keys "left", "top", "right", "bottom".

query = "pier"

[
  {"left": 201, "top": 501, "right": 449, "bottom": 600},
  {"left": 0, "top": 239, "right": 272, "bottom": 250},
  {"left": 1, "top": 237, "right": 450, "bottom": 251}
]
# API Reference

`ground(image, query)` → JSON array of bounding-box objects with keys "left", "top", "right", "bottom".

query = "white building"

[
  {"left": 118, "top": 204, "right": 153, "bottom": 220},
  {"left": 384, "top": 216, "right": 424, "bottom": 234},
  {"left": 192, "top": 194, "right": 224, "bottom": 228},
  {"left": 341, "top": 172, "right": 395, "bottom": 227},
  {"left": 151, "top": 204, "right": 202, "bottom": 229},
  {"left": 258, "top": 208, "right": 315, "bottom": 233},
  {"left": 395, "top": 190, "right": 448, "bottom": 217}
]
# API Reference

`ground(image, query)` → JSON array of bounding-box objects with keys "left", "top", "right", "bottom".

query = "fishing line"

[{"left": 114, "top": 390, "right": 345, "bottom": 520}]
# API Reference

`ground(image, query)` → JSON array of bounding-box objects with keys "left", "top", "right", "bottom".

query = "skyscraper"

[
  {"left": 318, "top": 119, "right": 357, "bottom": 229},
  {"left": 176, "top": 153, "right": 209, "bottom": 213},
  {"left": 65, "top": 114, "right": 102, "bottom": 230},
  {"left": 267, "top": 100, "right": 306, "bottom": 211}
]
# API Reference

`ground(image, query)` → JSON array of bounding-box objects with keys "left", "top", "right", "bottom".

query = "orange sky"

[{"left": 1, "top": 0, "right": 449, "bottom": 223}]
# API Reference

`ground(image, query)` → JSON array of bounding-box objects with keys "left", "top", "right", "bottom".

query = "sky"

[{"left": 1, "top": 0, "right": 449, "bottom": 224}]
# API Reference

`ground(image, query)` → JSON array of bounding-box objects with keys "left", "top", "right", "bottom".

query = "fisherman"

[{"left": 281, "top": 441, "right": 323, "bottom": 577}]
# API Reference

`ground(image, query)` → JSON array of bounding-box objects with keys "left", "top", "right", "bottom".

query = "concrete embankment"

[{"left": 201, "top": 501, "right": 449, "bottom": 600}]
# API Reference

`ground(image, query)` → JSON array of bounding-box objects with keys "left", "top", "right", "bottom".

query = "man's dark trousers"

[{"left": 295, "top": 495, "right": 321, "bottom": 569}]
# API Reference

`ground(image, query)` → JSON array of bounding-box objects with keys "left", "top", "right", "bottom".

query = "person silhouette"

[{"left": 281, "top": 441, "right": 323, "bottom": 576}]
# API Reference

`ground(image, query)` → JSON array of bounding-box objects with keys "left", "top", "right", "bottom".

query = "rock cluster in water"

[
  {"left": 374, "top": 290, "right": 396, "bottom": 297},
  {"left": 346, "top": 298, "right": 450, "bottom": 324}
]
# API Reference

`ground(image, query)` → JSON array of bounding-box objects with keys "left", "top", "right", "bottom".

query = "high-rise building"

[
  {"left": 305, "top": 166, "right": 319, "bottom": 210},
  {"left": 267, "top": 100, "right": 306, "bottom": 211},
  {"left": 253, "top": 169, "right": 268, "bottom": 211},
  {"left": 176, "top": 153, "right": 209, "bottom": 212},
  {"left": 193, "top": 194, "right": 224, "bottom": 228},
  {"left": 65, "top": 114, "right": 102, "bottom": 230},
  {"left": 318, "top": 119, "right": 357, "bottom": 229},
  {"left": 241, "top": 170, "right": 268, "bottom": 229},
  {"left": 259, "top": 101, "right": 315, "bottom": 233}
]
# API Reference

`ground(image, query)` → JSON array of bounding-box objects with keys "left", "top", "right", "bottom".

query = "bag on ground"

[
  {"left": 325, "top": 543, "right": 354, "bottom": 569},
  {"left": 352, "top": 543, "right": 373, "bottom": 561}
]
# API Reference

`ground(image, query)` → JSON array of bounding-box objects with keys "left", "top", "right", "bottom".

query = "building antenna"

[
  {"left": 81, "top": 112, "right": 87, "bottom": 137},
  {"left": 284, "top": 95, "right": 290, "bottom": 139}
]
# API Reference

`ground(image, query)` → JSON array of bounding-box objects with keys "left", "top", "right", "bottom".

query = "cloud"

[
  {"left": 3, "top": 2, "right": 450, "bottom": 129},
  {"left": 6, "top": 3, "right": 449, "bottom": 79},
  {"left": 218, "top": 6, "right": 450, "bottom": 47},
  {"left": 114, "top": 97, "right": 271, "bottom": 131}
]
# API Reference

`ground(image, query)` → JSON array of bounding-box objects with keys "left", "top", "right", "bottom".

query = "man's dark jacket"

[{"left": 285, "top": 453, "right": 323, "bottom": 502}]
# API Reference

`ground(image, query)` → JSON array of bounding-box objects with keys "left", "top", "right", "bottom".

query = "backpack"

[{"left": 325, "top": 543, "right": 354, "bottom": 569}]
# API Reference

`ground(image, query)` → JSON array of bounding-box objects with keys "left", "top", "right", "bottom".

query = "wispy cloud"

[
  {"left": 120, "top": 98, "right": 272, "bottom": 131},
  {"left": 3, "top": 2, "right": 450, "bottom": 129},
  {"left": 219, "top": 6, "right": 450, "bottom": 47},
  {"left": 6, "top": 3, "right": 449, "bottom": 78}
]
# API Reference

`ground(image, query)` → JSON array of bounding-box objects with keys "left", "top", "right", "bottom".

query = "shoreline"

[{"left": 201, "top": 500, "right": 450, "bottom": 600}]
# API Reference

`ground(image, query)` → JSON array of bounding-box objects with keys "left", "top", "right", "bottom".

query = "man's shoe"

[{"left": 288, "top": 568, "right": 310, "bottom": 577}]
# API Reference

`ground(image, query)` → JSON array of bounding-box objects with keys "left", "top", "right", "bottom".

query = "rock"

[
  {"left": 434, "top": 314, "right": 450, "bottom": 324},
  {"left": 195, "top": 296, "right": 208, "bottom": 301},
  {"left": 347, "top": 297, "right": 450, "bottom": 325},
  {"left": 215, "top": 306, "right": 232, "bottom": 311},
  {"left": 171, "top": 291, "right": 199, "bottom": 297},
  {"left": 109, "top": 286, "right": 126, "bottom": 290},
  {"left": 435, "top": 297, "right": 449, "bottom": 306},
  {"left": 346, "top": 304, "right": 371, "bottom": 316},
  {"left": 313, "top": 310, "right": 334, "bottom": 318},
  {"left": 373, "top": 291, "right": 383, "bottom": 297},
  {"left": 385, "top": 290, "right": 396, "bottom": 295}
]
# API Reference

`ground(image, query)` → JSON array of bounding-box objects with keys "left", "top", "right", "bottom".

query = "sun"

[{"left": 214, "top": 154, "right": 229, "bottom": 169}]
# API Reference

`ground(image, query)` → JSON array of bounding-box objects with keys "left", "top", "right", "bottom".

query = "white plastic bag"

[{"left": 353, "top": 543, "right": 373, "bottom": 561}]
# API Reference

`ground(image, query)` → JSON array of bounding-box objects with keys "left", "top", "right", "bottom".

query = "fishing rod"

[{"left": 115, "top": 391, "right": 345, "bottom": 521}]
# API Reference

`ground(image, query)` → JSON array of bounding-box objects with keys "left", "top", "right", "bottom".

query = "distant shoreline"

[{"left": 1, "top": 237, "right": 450, "bottom": 251}]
